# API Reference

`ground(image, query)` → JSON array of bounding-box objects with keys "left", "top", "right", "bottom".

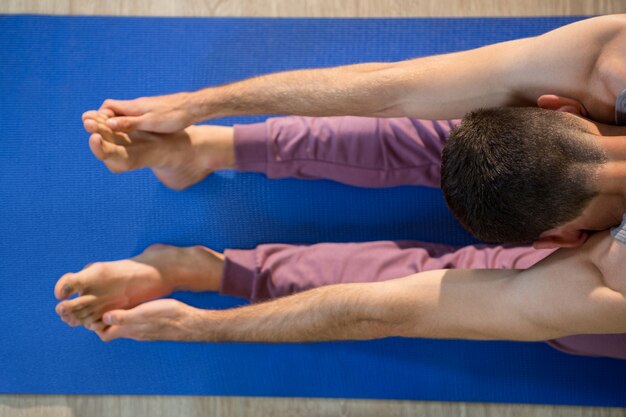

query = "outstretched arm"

[
  {"left": 96, "top": 231, "right": 626, "bottom": 343},
  {"left": 101, "top": 46, "right": 522, "bottom": 133},
  {"left": 100, "top": 15, "right": 625, "bottom": 133}
]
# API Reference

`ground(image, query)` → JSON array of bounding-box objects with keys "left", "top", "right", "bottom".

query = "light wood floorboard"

[
  {"left": 2, "top": 395, "right": 626, "bottom": 417},
  {"left": 1, "top": 0, "right": 625, "bottom": 416},
  {"left": 2, "top": 0, "right": 626, "bottom": 17}
]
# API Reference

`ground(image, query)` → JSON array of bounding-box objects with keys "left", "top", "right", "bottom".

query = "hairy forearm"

[
  {"left": 186, "top": 40, "right": 528, "bottom": 122},
  {"left": 196, "top": 282, "right": 405, "bottom": 343},
  {"left": 189, "top": 62, "right": 409, "bottom": 120}
]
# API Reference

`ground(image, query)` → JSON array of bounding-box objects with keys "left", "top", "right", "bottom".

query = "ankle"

[
  {"left": 176, "top": 245, "right": 224, "bottom": 292},
  {"left": 190, "top": 125, "right": 235, "bottom": 170}
]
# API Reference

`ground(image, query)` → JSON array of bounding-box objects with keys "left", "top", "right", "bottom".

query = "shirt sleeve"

[{"left": 610, "top": 214, "right": 626, "bottom": 244}]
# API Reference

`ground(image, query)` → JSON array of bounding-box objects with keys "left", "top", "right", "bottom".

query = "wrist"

[
  {"left": 188, "top": 86, "right": 232, "bottom": 122},
  {"left": 181, "top": 91, "right": 205, "bottom": 124},
  {"left": 193, "top": 308, "right": 222, "bottom": 342}
]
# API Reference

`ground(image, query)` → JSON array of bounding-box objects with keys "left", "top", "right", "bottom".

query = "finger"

[
  {"left": 95, "top": 121, "right": 132, "bottom": 145},
  {"left": 82, "top": 110, "right": 100, "bottom": 122},
  {"left": 74, "top": 306, "right": 97, "bottom": 321},
  {"left": 100, "top": 98, "right": 144, "bottom": 117},
  {"left": 76, "top": 311, "right": 102, "bottom": 327},
  {"left": 103, "top": 309, "right": 132, "bottom": 326},
  {"left": 97, "top": 324, "right": 133, "bottom": 342},
  {"left": 99, "top": 108, "right": 115, "bottom": 118},
  {"left": 105, "top": 116, "right": 144, "bottom": 132},
  {"left": 86, "top": 320, "right": 108, "bottom": 332},
  {"left": 54, "top": 272, "right": 85, "bottom": 300},
  {"left": 82, "top": 110, "right": 108, "bottom": 124}
]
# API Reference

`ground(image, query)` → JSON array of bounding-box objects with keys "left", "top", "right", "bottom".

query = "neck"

[
  {"left": 585, "top": 119, "right": 626, "bottom": 200},
  {"left": 594, "top": 137, "right": 626, "bottom": 203}
]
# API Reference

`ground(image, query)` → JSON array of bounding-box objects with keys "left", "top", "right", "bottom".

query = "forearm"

[
  {"left": 189, "top": 62, "right": 410, "bottom": 120},
  {"left": 188, "top": 41, "right": 527, "bottom": 122},
  {"left": 199, "top": 282, "right": 404, "bottom": 343},
  {"left": 200, "top": 267, "right": 551, "bottom": 344}
]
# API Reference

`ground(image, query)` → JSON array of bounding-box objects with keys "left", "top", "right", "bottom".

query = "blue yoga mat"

[{"left": 2, "top": 14, "right": 625, "bottom": 406}]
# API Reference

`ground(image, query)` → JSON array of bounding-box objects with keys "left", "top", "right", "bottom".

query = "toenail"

[
  {"left": 59, "top": 306, "right": 65, "bottom": 315},
  {"left": 63, "top": 285, "right": 71, "bottom": 294}
]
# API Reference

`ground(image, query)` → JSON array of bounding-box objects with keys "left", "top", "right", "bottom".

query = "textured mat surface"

[{"left": 2, "top": 15, "right": 626, "bottom": 406}]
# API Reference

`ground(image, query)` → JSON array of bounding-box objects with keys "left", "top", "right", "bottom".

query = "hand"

[
  {"left": 95, "top": 299, "right": 208, "bottom": 342},
  {"left": 100, "top": 92, "right": 197, "bottom": 133}
]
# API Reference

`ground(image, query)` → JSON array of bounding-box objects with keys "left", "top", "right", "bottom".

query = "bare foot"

[
  {"left": 82, "top": 110, "right": 235, "bottom": 190},
  {"left": 54, "top": 244, "right": 224, "bottom": 331}
]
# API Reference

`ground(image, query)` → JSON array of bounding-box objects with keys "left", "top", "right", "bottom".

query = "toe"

[
  {"left": 74, "top": 305, "right": 97, "bottom": 320},
  {"left": 86, "top": 320, "right": 108, "bottom": 332},
  {"left": 89, "top": 133, "right": 129, "bottom": 167},
  {"left": 89, "top": 133, "right": 107, "bottom": 161},
  {"left": 96, "top": 121, "right": 132, "bottom": 145},
  {"left": 56, "top": 295, "right": 97, "bottom": 315},
  {"left": 90, "top": 133, "right": 132, "bottom": 169},
  {"left": 98, "top": 138, "right": 131, "bottom": 169},
  {"left": 77, "top": 311, "right": 100, "bottom": 326},
  {"left": 60, "top": 314, "right": 81, "bottom": 327},
  {"left": 99, "top": 108, "right": 115, "bottom": 118},
  {"left": 54, "top": 272, "right": 84, "bottom": 300}
]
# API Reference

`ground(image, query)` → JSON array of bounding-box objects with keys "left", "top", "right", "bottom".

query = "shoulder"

[
  {"left": 588, "top": 229, "right": 626, "bottom": 294},
  {"left": 593, "top": 15, "right": 626, "bottom": 98},
  {"left": 561, "top": 14, "right": 626, "bottom": 38}
]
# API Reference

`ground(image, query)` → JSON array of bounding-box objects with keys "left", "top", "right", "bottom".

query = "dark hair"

[{"left": 441, "top": 107, "right": 606, "bottom": 243}]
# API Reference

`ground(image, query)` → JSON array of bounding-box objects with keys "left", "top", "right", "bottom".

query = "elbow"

[
  {"left": 362, "top": 66, "right": 421, "bottom": 117},
  {"left": 360, "top": 301, "right": 425, "bottom": 339},
  {"left": 593, "top": 237, "right": 626, "bottom": 296},
  {"left": 358, "top": 280, "right": 431, "bottom": 339},
  {"left": 374, "top": 308, "right": 427, "bottom": 339}
]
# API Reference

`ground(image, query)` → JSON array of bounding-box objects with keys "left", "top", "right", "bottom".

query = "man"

[{"left": 55, "top": 15, "right": 626, "bottom": 358}]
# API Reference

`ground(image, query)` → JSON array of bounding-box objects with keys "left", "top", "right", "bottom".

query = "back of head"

[{"left": 441, "top": 107, "right": 606, "bottom": 243}]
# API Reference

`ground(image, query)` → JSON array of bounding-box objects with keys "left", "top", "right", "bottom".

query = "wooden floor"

[
  {"left": 3, "top": 1, "right": 626, "bottom": 416},
  {"left": 4, "top": 0, "right": 626, "bottom": 17}
]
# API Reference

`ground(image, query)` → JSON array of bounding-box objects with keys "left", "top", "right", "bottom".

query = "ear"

[
  {"left": 533, "top": 228, "right": 589, "bottom": 249},
  {"left": 537, "top": 94, "right": 588, "bottom": 117}
]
